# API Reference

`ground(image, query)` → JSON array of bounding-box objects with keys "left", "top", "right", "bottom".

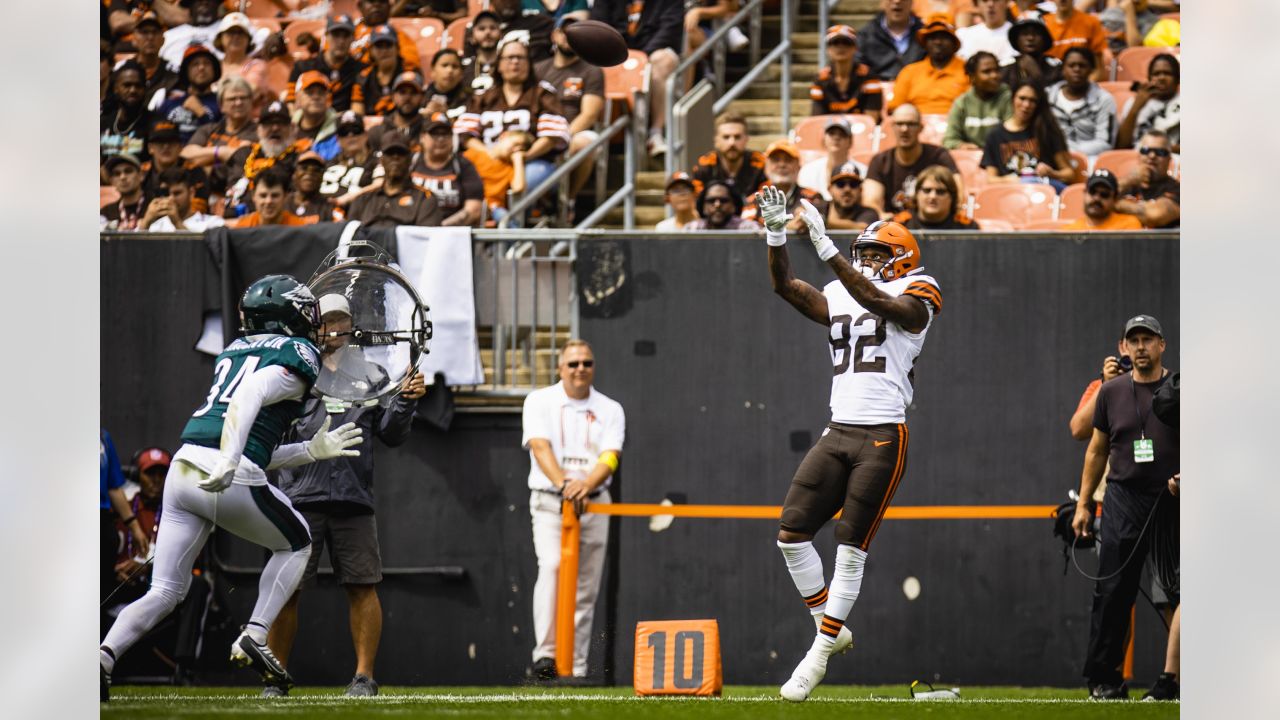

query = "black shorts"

[
  {"left": 298, "top": 509, "right": 382, "bottom": 586},
  {"left": 780, "top": 422, "right": 909, "bottom": 550}
]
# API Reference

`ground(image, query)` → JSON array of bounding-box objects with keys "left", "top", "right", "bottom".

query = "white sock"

[
  {"left": 777, "top": 540, "right": 828, "bottom": 616},
  {"left": 816, "top": 544, "right": 867, "bottom": 648}
]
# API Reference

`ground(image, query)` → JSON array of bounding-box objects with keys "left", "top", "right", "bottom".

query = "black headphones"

[{"left": 125, "top": 447, "right": 170, "bottom": 484}]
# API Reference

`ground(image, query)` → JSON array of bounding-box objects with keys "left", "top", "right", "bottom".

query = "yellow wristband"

[{"left": 597, "top": 451, "right": 619, "bottom": 473}]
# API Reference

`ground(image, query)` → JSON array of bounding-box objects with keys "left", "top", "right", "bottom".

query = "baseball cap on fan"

[
  {"left": 1123, "top": 315, "right": 1163, "bottom": 338},
  {"left": 136, "top": 448, "right": 172, "bottom": 473}
]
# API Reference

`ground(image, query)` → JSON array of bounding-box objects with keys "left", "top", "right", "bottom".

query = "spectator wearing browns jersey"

[
  {"left": 742, "top": 141, "right": 827, "bottom": 231},
  {"left": 101, "top": 154, "right": 152, "bottom": 231},
  {"left": 369, "top": 72, "right": 428, "bottom": 156},
  {"left": 349, "top": 134, "right": 444, "bottom": 227},
  {"left": 322, "top": 112, "right": 381, "bottom": 211},
  {"left": 290, "top": 152, "right": 337, "bottom": 221},
  {"left": 981, "top": 81, "right": 1078, "bottom": 188},
  {"left": 158, "top": 0, "right": 222, "bottom": 70},
  {"left": 181, "top": 77, "right": 258, "bottom": 168},
  {"left": 359, "top": 26, "right": 405, "bottom": 118},
  {"left": 1042, "top": 1, "right": 1106, "bottom": 74},
  {"left": 393, "top": 0, "right": 468, "bottom": 24},
  {"left": 1046, "top": 47, "right": 1115, "bottom": 158},
  {"left": 223, "top": 101, "right": 312, "bottom": 215},
  {"left": 143, "top": 120, "right": 210, "bottom": 212},
  {"left": 140, "top": 166, "right": 226, "bottom": 232},
  {"left": 289, "top": 15, "right": 367, "bottom": 115},
  {"left": 589, "top": 0, "right": 684, "bottom": 156},
  {"left": 491, "top": 0, "right": 555, "bottom": 63},
  {"left": 231, "top": 167, "right": 317, "bottom": 227},
  {"left": 942, "top": 51, "right": 1011, "bottom": 150},
  {"left": 464, "top": 130, "right": 532, "bottom": 225},
  {"left": 353, "top": 0, "right": 421, "bottom": 69},
  {"left": 102, "top": 60, "right": 157, "bottom": 163},
  {"left": 864, "top": 103, "right": 960, "bottom": 217},
  {"left": 1063, "top": 170, "right": 1143, "bottom": 231},
  {"left": 412, "top": 113, "right": 485, "bottom": 226},
  {"left": 1002, "top": 18, "right": 1062, "bottom": 91},
  {"left": 798, "top": 118, "right": 859, "bottom": 202},
  {"left": 154, "top": 44, "right": 222, "bottom": 144},
  {"left": 132, "top": 11, "right": 178, "bottom": 102},
  {"left": 825, "top": 163, "right": 880, "bottom": 231},
  {"left": 535, "top": 17, "right": 605, "bottom": 198},
  {"left": 456, "top": 37, "right": 570, "bottom": 197},
  {"left": 891, "top": 164, "right": 979, "bottom": 230},
  {"left": 691, "top": 110, "right": 768, "bottom": 199},
  {"left": 855, "top": 0, "right": 926, "bottom": 81},
  {"left": 655, "top": 173, "right": 700, "bottom": 232},
  {"left": 292, "top": 72, "right": 342, "bottom": 160},
  {"left": 888, "top": 14, "right": 970, "bottom": 116},
  {"left": 810, "top": 25, "right": 882, "bottom": 122},
  {"left": 461, "top": 11, "right": 503, "bottom": 98},
  {"left": 424, "top": 49, "right": 472, "bottom": 121},
  {"left": 1116, "top": 53, "right": 1179, "bottom": 152},
  {"left": 1115, "top": 130, "right": 1178, "bottom": 229}
]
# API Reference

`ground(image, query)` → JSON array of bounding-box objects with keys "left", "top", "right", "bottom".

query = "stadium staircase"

[{"left": 603, "top": 0, "right": 881, "bottom": 229}]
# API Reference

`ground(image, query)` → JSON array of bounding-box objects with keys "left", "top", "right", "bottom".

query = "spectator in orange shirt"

[
  {"left": 1043, "top": 2, "right": 1107, "bottom": 77},
  {"left": 889, "top": 14, "right": 970, "bottom": 115},
  {"left": 231, "top": 168, "right": 316, "bottom": 227},
  {"left": 1063, "top": 170, "right": 1144, "bottom": 231}
]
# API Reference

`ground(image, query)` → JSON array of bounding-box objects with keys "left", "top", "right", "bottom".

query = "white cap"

[
  {"left": 319, "top": 294, "right": 351, "bottom": 317},
  {"left": 216, "top": 12, "right": 254, "bottom": 38}
]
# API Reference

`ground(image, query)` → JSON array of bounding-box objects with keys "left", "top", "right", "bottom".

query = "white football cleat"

[
  {"left": 780, "top": 647, "right": 829, "bottom": 702},
  {"left": 814, "top": 616, "right": 854, "bottom": 655}
]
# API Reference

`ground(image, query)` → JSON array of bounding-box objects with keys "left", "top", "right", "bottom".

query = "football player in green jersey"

[{"left": 100, "top": 275, "right": 364, "bottom": 702}]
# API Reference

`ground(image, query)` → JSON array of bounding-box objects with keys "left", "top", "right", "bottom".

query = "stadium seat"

[
  {"left": 101, "top": 185, "right": 120, "bottom": 208},
  {"left": 444, "top": 17, "right": 470, "bottom": 52},
  {"left": 284, "top": 19, "right": 325, "bottom": 58},
  {"left": 332, "top": 0, "right": 360, "bottom": 15},
  {"left": 876, "top": 119, "right": 896, "bottom": 151},
  {"left": 241, "top": 0, "right": 284, "bottom": 18},
  {"left": 1024, "top": 218, "right": 1071, "bottom": 230},
  {"left": 951, "top": 148, "right": 986, "bottom": 191},
  {"left": 603, "top": 50, "right": 649, "bottom": 113},
  {"left": 1056, "top": 184, "right": 1086, "bottom": 221},
  {"left": 972, "top": 184, "right": 1057, "bottom": 229},
  {"left": 469, "top": 0, "right": 490, "bottom": 15},
  {"left": 978, "top": 218, "right": 1014, "bottom": 231},
  {"left": 261, "top": 57, "right": 293, "bottom": 101},
  {"left": 1105, "top": 88, "right": 1134, "bottom": 120},
  {"left": 1093, "top": 149, "right": 1141, "bottom": 180},
  {"left": 919, "top": 114, "right": 948, "bottom": 146},
  {"left": 1068, "top": 151, "right": 1089, "bottom": 177},
  {"left": 1115, "top": 46, "right": 1178, "bottom": 82},
  {"left": 791, "top": 114, "right": 878, "bottom": 154},
  {"left": 390, "top": 18, "right": 446, "bottom": 78},
  {"left": 252, "top": 18, "right": 282, "bottom": 35}
]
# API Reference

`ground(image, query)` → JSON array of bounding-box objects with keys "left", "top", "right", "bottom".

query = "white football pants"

[
  {"left": 101, "top": 457, "right": 311, "bottom": 662},
  {"left": 530, "top": 489, "right": 610, "bottom": 677}
]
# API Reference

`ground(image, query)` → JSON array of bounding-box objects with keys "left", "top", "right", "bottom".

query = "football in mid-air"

[{"left": 564, "top": 20, "right": 629, "bottom": 67}]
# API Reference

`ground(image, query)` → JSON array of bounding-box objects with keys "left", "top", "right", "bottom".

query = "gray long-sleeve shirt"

[
  {"left": 1046, "top": 81, "right": 1117, "bottom": 157},
  {"left": 273, "top": 393, "right": 419, "bottom": 512}
]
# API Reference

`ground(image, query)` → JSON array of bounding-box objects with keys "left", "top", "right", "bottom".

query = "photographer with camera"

[{"left": 1072, "top": 315, "right": 1179, "bottom": 701}]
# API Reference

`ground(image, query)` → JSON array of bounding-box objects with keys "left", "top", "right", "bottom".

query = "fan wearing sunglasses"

[
  {"left": 1063, "top": 169, "right": 1143, "bottom": 231},
  {"left": 1115, "top": 130, "right": 1179, "bottom": 229},
  {"left": 521, "top": 340, "right": 626, "bottom": 681}
]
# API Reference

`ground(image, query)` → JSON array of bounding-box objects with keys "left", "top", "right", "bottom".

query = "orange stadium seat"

[
  {"left": 333, "top": 0, "right": 360, "bottom": 15},
  {"left": 1105, "top": 88, "right": 1134, "bottom": 118},
  {"left": 791, "top": 114, "right": 878, "bottom": 154},
  {"left": 603, "top": 50, "right": 649, "bottom": 113},
  {"left": 444, "top": 16, "right": 471, "bottom": 51},
  {"left": 876, "top": 119, "right": 896, "bottom": 151},
  {"left": 1093, "top": 149, "right": 1141, "bottom": 180},
  {"left": 1068, "top": 151, "right": 1089, "bottom": 178},
  {"left": 950, "top": 148, "right": 985, "bottom": 191},
  {"left": 468, "top": 0, "right": 490, "bottom": 16},
  {"left": 1024, "top": 218, "right": 1071, "bottom": 231},
  {"left": 1057, "top": 183, "right": 1086, "bottom": 221},
  {"left": 252, "top": 18, "right": 282, "bottom": 35},
  {"left": 261, "top": 57, "right": 294, "bottom": 101},
  {"left": 1114, "top": 46, "right": 1178, "bottom": 82},
  {"left": 390, "top": 17, "right": 446, "bottom": 77},
  {"left": 977, "top": 218, "right": 1014, "bottom": 231},
  {"left": 919, "top": 114, "right": 948, "bottom": 146},
  {"left": 972, "top": 184, "right": 1057, "bottom": 229},
  {"left": 241, "top": 0, "right": 285, "bottom": 18},
  {"left": 284, "top": 18, "right": 325, "bottom": 58}
]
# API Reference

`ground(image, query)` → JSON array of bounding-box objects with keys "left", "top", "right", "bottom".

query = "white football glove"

[
  {"left": 198, "top": 455, "right": 237, "bottom": 493},
  {"left": 305, "top": 416, "right": 363, "bottom": 461},
  {"left": 757, "top": 185, "right": 790, "bottom": 245},
  {"left": 799, "top": 199, "right": 838, "bottom": 261}
]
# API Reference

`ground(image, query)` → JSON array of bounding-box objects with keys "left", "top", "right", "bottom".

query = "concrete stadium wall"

[{"left": 101, "top": 232, "right": 1178, "bottom": 688}]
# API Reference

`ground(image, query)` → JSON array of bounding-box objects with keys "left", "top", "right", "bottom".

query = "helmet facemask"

[{"left": 852, "top": 241, "right": 893, "bottom": 282}]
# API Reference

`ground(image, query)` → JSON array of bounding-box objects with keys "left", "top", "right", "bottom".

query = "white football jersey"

[{"left": 822, "top": 271, "right": 942, "bottom": 425}]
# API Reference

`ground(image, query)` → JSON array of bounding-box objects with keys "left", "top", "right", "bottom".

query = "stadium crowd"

[{"left": 101, "top": 1, "right": 1179, "bottom": 234}]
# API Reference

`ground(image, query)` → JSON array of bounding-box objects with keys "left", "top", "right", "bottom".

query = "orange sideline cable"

[{"left": 582, "top": 502, "right": 1073, "bottom": 520}]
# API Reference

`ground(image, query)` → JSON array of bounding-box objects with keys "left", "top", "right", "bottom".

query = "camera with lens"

[{"left": 1118, "top": 355, "right": 1133, "bottom": 373}]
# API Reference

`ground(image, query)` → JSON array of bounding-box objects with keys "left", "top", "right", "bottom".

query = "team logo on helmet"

[{"left": 853, "top": 221, "right": 922, "bottom": 282}]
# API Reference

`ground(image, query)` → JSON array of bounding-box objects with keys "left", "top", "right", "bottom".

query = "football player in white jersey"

[{"left": 757, "top": 186, "right": 943, "bottom": 701}]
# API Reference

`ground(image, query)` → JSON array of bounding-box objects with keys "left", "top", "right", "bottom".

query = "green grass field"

[{"left": 103, "top": 685, "right": 1179, "bottom": 719}]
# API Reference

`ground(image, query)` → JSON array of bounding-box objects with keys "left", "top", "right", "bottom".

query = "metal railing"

[
  {"left": 499, "top": 116, "right": 637, "bottom": 231},
  {"left": 817, "top": 0, "right": 840, "bottom": 69},
  {"left": 665, "top": 0, "right": 793, "bottom": 179}
]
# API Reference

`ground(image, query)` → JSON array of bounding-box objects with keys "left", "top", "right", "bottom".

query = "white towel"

[{"left": 394, "top": 225, "right": 485, "bottom": 385}]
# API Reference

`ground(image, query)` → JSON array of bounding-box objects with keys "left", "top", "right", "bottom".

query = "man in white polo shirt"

[
  {"left": 957, "top": 0, "right": 1015, "bottom": 65},
  {"left": 521, "top": 339, "right": 625, "bottom": 681}
]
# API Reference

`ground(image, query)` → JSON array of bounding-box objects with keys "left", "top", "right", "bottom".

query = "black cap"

[
  {"left": 104, "top": 153, "right": 142, "bottom": 172},
  {"left": 473, "top": 10, "right": 500, "bottom": 25},
  {"left": 380, "top": 133, "right": 412, "bottom": 153},
  {"left": 1124, "top": 315, "right": 1163, "bottom": 338},
  {"left": 422, "top": 111, "right": 452, "bottom": 132},
  {"left": 1086, "top": 169, "right": 1119, "bottom": 193},
  {"left": 337, "top": 109, "right": 365, "bottom": 133},
  {"left": 1008, "top": 18, "right": 1053, "bottom": 52},
  {"left": 259, "top": 100, "right": 291, "bottom": 124},
  {"left": 149, "top": 121, "right": 181, "bottom": 143}
]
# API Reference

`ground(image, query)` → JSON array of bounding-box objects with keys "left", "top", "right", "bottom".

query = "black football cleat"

[{"left": 230, "top": 631, "right": 294, "bottom": 690}]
